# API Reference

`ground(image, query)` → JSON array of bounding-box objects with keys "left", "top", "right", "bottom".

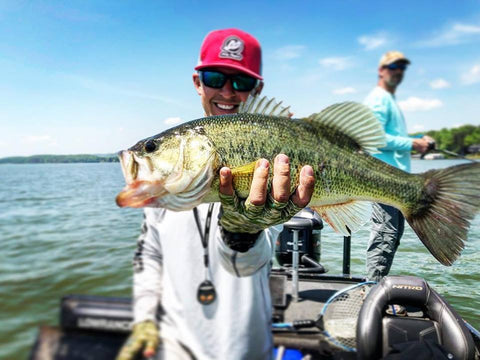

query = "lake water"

[{"left": 0, "top": 160, "right": 478, "bottom": 358}]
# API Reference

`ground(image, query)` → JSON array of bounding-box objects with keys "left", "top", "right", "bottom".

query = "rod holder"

[{"left": 291, "top": 229, "right": 299, "bottom": 302}]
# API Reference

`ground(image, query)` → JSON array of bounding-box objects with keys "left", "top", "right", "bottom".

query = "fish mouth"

[
  {"left": 116, "top": 150, "right": 167, "bottom": 208},
  {"left": 118, "top": 150, "right": 139, "bottom": 184},
  {"left": 116, "top": 136, "right": 217, "bottom": 210},
  {"left": 116, "top": 180, "right": 167, "bottom": 208}
]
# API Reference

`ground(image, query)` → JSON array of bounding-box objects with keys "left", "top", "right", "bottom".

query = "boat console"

[{"left": 29, "top": 212, "right": 480, "bottom": 360}]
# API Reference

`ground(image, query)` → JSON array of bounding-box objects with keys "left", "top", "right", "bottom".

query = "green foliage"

[
  {"left": 412, "top": 124, "right": 480, "bottom": 155},
  {"left": 0, "top": 154, "right": 119, "bottom": 164}
]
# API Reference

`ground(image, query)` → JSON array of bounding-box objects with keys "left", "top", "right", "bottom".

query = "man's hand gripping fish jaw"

[{"left": 116, "top": 130, "right": 218, "bottom": 210}]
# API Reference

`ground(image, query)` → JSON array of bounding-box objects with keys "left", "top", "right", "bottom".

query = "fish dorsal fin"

[
  {"left": 238, "top": 95, "right": 291, "bottom": 117},
  {"left": 311, "top": 201, "right": 371, "bottom": 235},
  {"left": 307, "top": 102, "right": 386, "bottom": 154}
]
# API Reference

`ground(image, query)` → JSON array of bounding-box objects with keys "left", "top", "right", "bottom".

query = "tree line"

[
  {"left": 0, "top": 154, "right": 119, "bottom": 164},
  {"left": 1, "top": 125, "right": 479, "bottom": 164},
  {"left": 412, "top": 124, "right": 480, "bottom": 155}
]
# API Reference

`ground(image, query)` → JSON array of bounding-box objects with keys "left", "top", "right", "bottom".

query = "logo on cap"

[{"left": 219, "top": 36, "right": 244, "bottom": 61}]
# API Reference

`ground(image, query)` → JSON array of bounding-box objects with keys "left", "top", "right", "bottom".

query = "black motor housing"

[{"left": 275, "top": 208, "right": 323, "bottom": 267}]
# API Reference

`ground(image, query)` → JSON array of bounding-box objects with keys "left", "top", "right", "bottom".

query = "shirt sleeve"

[
  {"left": 132, "top": 209, "right": 164, "bottom": 324},
  {"left": 367, "top": 97, "right": 413, "bottom": 152},
  {"left": 383, "top": 133, "right": 413, "bottom": 152},
  {"left": 214, "top": 224, "right": 282, "bottom": 277}
]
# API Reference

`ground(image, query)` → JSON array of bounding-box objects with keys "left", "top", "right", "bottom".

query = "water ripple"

[{"left": 0, "top": 161, "right": 479, "bottom": 358}]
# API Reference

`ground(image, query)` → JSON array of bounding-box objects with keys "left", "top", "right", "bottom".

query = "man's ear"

[
  {"left": 252, "top": 81, "right": 264, "bottom": 96},
  {"left": 378, "top": 67, "right": 384, "bottom": 78},
  {"left": 193, "top": 73, "right": 202, "bottom": 95}
]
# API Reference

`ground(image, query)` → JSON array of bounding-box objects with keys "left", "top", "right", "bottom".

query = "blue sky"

[{"left": 1, "top": 0, "right": 480, "bottom": 158}]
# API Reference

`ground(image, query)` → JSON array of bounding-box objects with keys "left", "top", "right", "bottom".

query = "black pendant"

[{"left": 197, "top": 280, "right": 216, "bottom": 305}]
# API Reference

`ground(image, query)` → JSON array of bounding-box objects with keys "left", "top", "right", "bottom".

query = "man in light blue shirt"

[{"left": 364, "top": 51, "right": 433, "bottom": 281}]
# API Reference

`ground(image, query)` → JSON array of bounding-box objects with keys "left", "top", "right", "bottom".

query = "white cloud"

[
  {"left": 454, "top": 23, "right": 480, "bottom": 33},
  {"left": 429, "top": 78, "right": 450, "bottom": 89},
  {"left": 297, "top": 72, "right": 324, "bottom": 87},
  {"left": 398, "top": 97, "right": 443, "bottom": 112},
  {"left": 412, "top": 124, "right": 425, "bottom": 131},
  {"left": 62, "top": 73, "right": 182, "bottom": 105},
  {"left": 358, "top": 33, "right": 387, "bottom": 50},
  {"left": 22, "top": 135, "right": 53, "bottom": 143},
  {"left": 418, "top": 22, "right": 480, "bottom": 47},
  {"left": 461, "top": 64, "right": 480, "bottom": 85},
  {"left": 319, "top": 57, "right": 351, "bottom": 70},
  {"left": 164, "top": 117, "right": 182, "bottom": 125},
  {"left": 333, "top": 87, "right": 357, "bottom": 95},
  {"left": 273, "top": 45, "right": 306, "bottom": 60}
]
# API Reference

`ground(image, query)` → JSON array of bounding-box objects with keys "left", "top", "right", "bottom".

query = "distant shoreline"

[
  {"left": 0, "top": 154, "right": 119, "bottom": 164},
  {"left": 2, "top": 153, "right": 478, "bottom": 165}
]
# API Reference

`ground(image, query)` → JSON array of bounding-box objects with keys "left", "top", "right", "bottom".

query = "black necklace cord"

[
  {"left": 193, "top": 203, "right": 215, "bottom": 271},
  {"left": 193, "top": 204, "right": 217, "bottom": 305}
]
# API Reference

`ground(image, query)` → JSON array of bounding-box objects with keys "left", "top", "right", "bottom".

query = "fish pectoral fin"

[
  {"left": 311, "top": 201, "right": 371, "bottom": 235},
  {"left": 230, "top": 161, "right": 258, "bottom": 176}
]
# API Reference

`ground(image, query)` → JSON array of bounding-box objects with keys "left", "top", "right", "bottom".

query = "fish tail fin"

[{"left": 406, "top": 162, "right": 480, "bottom": 265}]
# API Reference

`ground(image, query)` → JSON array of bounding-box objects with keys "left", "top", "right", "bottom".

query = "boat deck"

[
  {"left": 270, "top": 270, "right": 365, "bottom": 358},
  {"left": 30, "top": 272, "right": 364, "bottom": 359}
]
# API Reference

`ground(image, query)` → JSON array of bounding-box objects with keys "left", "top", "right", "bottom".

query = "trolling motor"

[
  {"left": 275, "top": 208, "right": 324, "bottom": 269},
  {"left": 275, "top": 209, "right": 326, "bottom": 301}
]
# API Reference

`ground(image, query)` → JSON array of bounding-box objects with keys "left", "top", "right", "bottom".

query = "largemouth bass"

[{"left": 116, "top": 96, "right": 480, "bottom": 266}]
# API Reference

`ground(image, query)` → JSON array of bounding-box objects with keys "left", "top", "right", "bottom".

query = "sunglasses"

[
  {"left": 385, "top": 63, "right": 408, "bottom": 71},
  {"left": 199, "top": 70, "right": 258, "bottom": 92}
]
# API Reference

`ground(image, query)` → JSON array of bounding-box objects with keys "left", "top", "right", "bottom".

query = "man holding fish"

[
  {"left": 116, "top": 29, "right": 480, "bottom": 360},
  {"left": 117, "top": 28, "right": 315, "bottom": 360}
]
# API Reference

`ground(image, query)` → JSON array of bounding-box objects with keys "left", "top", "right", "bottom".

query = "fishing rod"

[
  {"left": 414, "top": 134, "right": 478, "bottom": 163},
  {"left": 434, "top": 148, "right": 478, "bottom": 162}
]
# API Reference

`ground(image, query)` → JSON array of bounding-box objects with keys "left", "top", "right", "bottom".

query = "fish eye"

[{"left": 144, "top": 139, "right": 157, "bottom": 153}]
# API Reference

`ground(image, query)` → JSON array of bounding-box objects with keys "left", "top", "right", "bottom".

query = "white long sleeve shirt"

[{"left": 132, "top": 203, "right": 281, "bottom": 360}]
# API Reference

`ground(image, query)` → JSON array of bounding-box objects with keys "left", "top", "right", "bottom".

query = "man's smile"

[{"left": 212, "top": 101, "right": 239, "bottom": 113}]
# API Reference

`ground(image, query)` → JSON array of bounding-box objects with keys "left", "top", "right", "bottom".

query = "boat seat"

[{"left": 356, "top": 275, "right": 475, "bottom": 360}]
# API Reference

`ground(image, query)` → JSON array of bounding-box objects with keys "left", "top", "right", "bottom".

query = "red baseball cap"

[{"left": 195, "top": 28, "right": 263, "bottom": 80}]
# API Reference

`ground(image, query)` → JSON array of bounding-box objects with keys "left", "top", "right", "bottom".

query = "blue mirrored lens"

[
  {"left": 386, "top": 63, "right": 407, "bottom": 70},
  {"left": 201, "top": 71, "right": 227, "bottom": 89},
  {"left": 200, "top": 71, "right": 257, "bottom": 92},
  {"left": 231, "top": 74, "right": 257, "bottom": 92}
]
